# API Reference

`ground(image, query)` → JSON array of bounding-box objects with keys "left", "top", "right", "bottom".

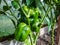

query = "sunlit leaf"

[{"left": 45, "top": 17, "right": 51, "bottom": 32}]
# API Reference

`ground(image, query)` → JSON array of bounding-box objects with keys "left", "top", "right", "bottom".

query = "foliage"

[
  {"left": 0, "top": 15, "right": 15, "bottom": 37},
  {"left": 0, "top": 0, "right": 59, "bottom": 45}
]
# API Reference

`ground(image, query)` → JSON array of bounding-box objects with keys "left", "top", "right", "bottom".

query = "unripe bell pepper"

[{"left": 15, "top": 23, "right": 31, "bottom": 42}]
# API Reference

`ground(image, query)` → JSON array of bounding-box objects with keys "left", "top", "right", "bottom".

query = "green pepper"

[
  {"left": 20, "top": 25, "right": 31, "bottom": 41},
  {"left": 30, "top": 8, "right": 35, "bottom": 15},
  {"left": 15, "top": 23, "right": 31, "bottom": 41},
  {"left": 23, "top": 5, "right": 29, "bottom": 14},
  {"left": 32, "top": 19, "right": 40, "bottom": 32},
  {"left": 30, "top": 8, "right": 40, "bottom": 32}
]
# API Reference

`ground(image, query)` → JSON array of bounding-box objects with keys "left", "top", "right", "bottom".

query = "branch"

[{"left": 35, "top": 7, "right": 51, "bottom": 45}]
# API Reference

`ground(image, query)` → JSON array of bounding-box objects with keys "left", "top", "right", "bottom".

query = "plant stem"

[
  {"left": 51, "top": 22, "right": 55, "bottom": 45},
  {"left": 17, "top": 2, "right": 28, "bottom": 18},
  {"left": 51, "top": 27, "right": 54, "bottom": 45},
  {"left": 27, "top": 11, "right": 33, "bottom": 45},
  {"left": 27, "top": 10, "right": 30, "bottom": 26},
  {"left": 35, "top": 24, "right": 42, "bottom": 45},
  {"left": 35, "top": 7, "right": 51, "bottom": 45},
  {"left": 29, "top": 33, "right": 33, "bottom": 45}
]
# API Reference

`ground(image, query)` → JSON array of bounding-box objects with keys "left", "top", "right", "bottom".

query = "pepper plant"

[{"left": 0, "top": 0, "right": 59, "bottom": 45}]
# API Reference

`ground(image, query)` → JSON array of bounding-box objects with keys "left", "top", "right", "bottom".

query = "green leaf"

[
  {"left": 48, "top": 25, "right": 51, "bottom": 33},
  {"left": 0, "top": 0, "right": 2, "bottom": 4},
  {"left": 11, "top": 1, "right": 20, "bottom": 9},
  {"left": 26, "top": 0, "right": 33, "bottom": 6},
  {"left": 3, "top": 6, "right": 10, "bottom": 11},
  {"left": 14, "top": 0, "right": 19, "bottom": 2},
  {"left": 0, "top": 15, "right": 15, "bottom": 37},
  {"left": 0, "top": 11, "right": 6, "bottom": 15},
  {"left": 45, "top": 17, "right": 51, "bottom": 32},
  {"left": 53, "top": 0, "right": 59, "bottom": 3}
]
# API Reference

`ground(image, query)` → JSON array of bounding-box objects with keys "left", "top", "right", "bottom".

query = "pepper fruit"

[
  {"left": 22, "top": 5, "right": 29, "bottom": 14},
  {"left": 30, "top": 8, "right": 40, "bottom": 32},
  {"left": 20, "top": 25, "right": 31, "bottom": 41},
  {"left": 15, "top": 23, "right": 31, "bottom": 42}
]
